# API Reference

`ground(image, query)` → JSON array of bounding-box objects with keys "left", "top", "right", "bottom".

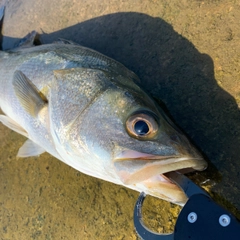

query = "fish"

[{"left": 0, "top": 13, "right": 207, "bottom": 205}]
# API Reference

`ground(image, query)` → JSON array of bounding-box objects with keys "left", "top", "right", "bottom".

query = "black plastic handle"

[
  {"left": 134, "top": 192, "right": 240, "bottom": 240},
  {"left": 174, "top": 193, "right": 240, "bottom": 240}
]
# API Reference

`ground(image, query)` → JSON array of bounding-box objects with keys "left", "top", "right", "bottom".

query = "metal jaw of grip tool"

[{"left": 134, "top": 172, "right": 240, "bottom": 240}]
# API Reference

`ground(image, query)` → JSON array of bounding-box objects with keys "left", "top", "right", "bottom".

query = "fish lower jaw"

[
  {"left": 134, "top": 174, "right": 188, "bottom": 205},
  {"left": 115, "top": 157, "right": 207, "bottom": 185},
  {"left": 115, "top": 157, "right": 207, "bottom": 204}
]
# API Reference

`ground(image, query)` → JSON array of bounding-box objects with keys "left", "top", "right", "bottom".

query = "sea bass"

[{"left": 0, "top": 31, "right": 207, "bottom": 205}]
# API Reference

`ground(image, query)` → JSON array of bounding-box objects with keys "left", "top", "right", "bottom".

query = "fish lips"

[{"left": 113, "top": 150, "right": 207, "bottom": 185}]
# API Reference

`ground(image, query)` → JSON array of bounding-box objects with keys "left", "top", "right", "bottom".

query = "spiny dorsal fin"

[
  {"left": 14, "top": 31, "right": 39, "bottom": 49},
  {"left": 12, "top": 70, "right": 48, "bottom": 117},
  {"left": 0, "top": 6, "right": 5, "bottom": 22}
]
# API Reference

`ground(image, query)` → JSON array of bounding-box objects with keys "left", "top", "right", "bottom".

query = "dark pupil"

[{"left": 134, "top": 120, "right": 149, "bottom": 136}]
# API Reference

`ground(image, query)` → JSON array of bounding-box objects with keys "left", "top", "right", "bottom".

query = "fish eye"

[
  {"left": 126, "top": 112, "right": 159, "bottom": 139},
  {"left": 134, "top": 120, "right": 149, "bottom": 135}
]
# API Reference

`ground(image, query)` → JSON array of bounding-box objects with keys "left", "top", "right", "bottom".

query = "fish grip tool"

[{"left": 134, "top": 172, "right": 240, "bottom": 240}]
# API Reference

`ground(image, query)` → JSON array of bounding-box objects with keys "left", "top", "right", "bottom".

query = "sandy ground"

[{"left": 0, "top": 0, "right": 240, "bottom": 239}]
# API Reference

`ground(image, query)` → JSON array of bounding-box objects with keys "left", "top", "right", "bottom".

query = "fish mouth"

[{"left": 113, "top": 150, "right": 207, "bottom": 204}]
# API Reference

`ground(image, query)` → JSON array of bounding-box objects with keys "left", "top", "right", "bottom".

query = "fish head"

[{"left": 67, "top": 74, "right": 207, "bottom": 204}]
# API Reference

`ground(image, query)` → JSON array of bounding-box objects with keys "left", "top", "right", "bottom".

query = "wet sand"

[{"left": 1, "top": 0, "right": 240, "bottom": 239}]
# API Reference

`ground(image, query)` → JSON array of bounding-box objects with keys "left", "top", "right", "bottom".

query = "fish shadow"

[{"left": 2, "top": 12, "right": 240, "bottom": 214}]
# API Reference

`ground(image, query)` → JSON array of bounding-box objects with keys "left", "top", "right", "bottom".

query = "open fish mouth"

[{"left": 113, "top": 150, "right": 207, "bottom": 204}]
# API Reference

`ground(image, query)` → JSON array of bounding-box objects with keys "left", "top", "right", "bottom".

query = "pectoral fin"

[
  {"left": 12, "top": 70, "right": 48, "bottom": 117},
  {"left": 17, "top": 139, "right": 45, "bottom": 158},
  {"left": 0, "top": 114, "right": 28, "bottom": 137}
]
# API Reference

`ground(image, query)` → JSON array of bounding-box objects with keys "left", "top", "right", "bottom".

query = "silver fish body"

[{"left": 0, "top": 40, "right": 207, "bottom": 204}]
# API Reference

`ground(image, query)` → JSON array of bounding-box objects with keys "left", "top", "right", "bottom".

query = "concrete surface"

[{"left": 0, "top": 0, "right": 240, "bottom": 239}]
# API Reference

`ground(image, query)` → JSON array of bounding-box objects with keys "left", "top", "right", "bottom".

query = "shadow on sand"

[{"left": 2, "top": 12, "right": 240, "bottom": 214}]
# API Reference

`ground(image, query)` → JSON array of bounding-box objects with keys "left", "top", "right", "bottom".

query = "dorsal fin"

[
  {"left": 54, "top": 38, "right": 80, "bottom": 45},
  {"left": 13, "top": 31, "right": 39, "bottom": 49}
]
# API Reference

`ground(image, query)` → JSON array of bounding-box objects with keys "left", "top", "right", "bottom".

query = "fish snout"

[{"left": 168, "top": 132, "right": 206, "bottom": 171}]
